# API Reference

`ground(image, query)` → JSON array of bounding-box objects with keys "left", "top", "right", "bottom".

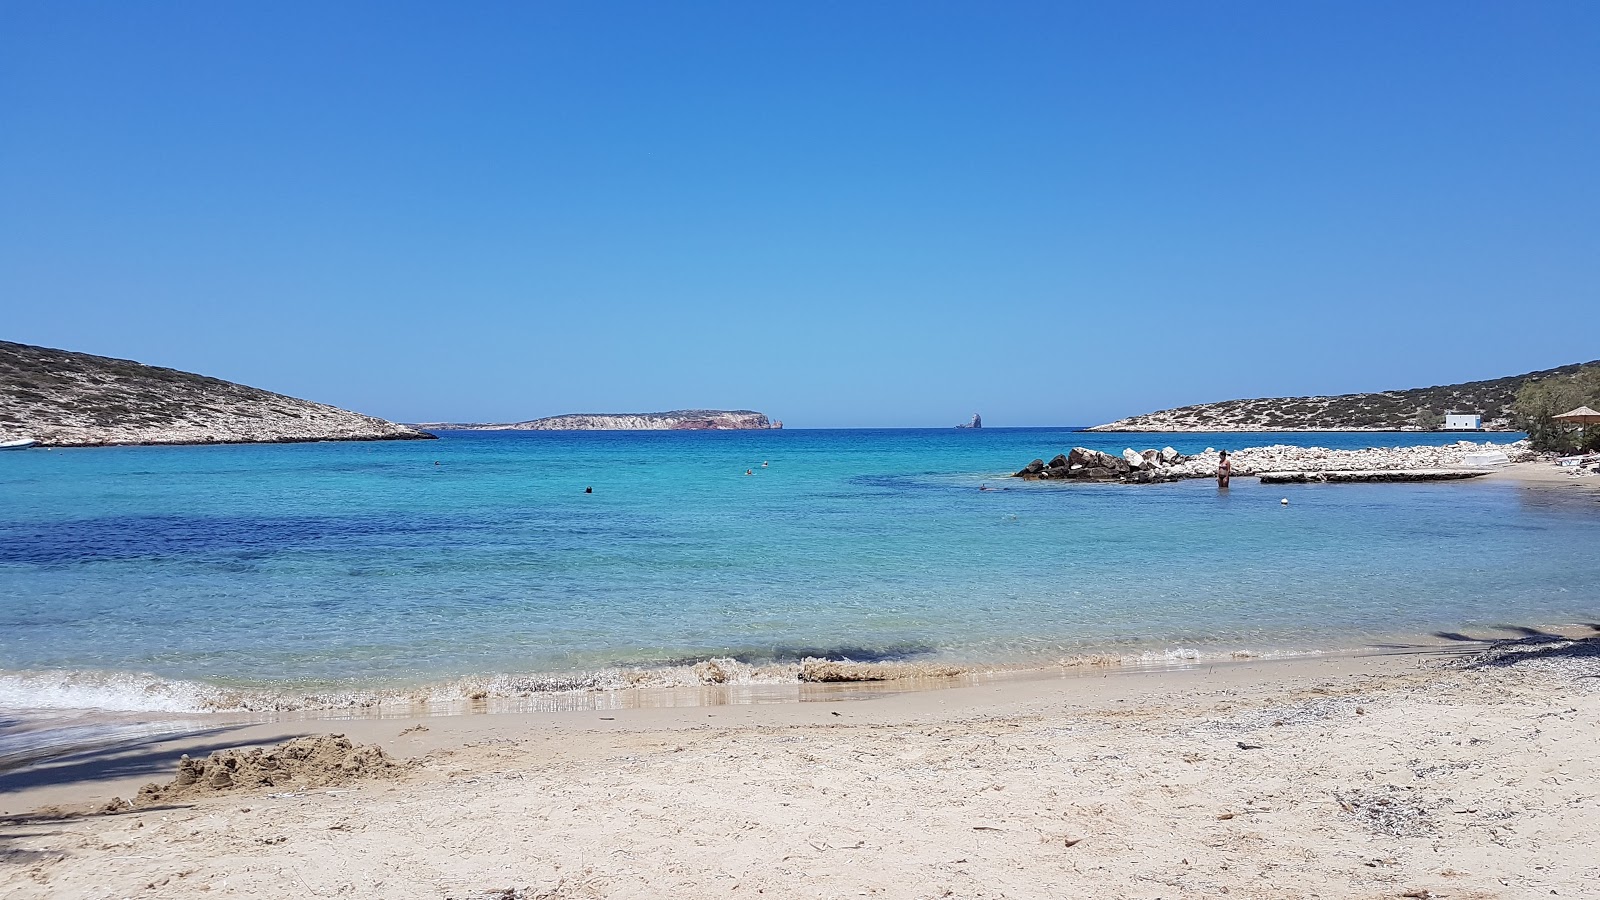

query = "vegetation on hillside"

[
  {"left": 1091, "top": 360, "right": 1600, "bottom": 432},
  {"left": 1513, "top": 364, "right": 1600, "bottom": 452}
]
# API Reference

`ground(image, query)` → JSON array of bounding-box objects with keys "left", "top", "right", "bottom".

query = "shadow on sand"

[
  {"left": 1361, "top": 624, "right": 1600, "bottom": 665},
  {"left": 1463, "top": 624, "right": 1600, "bottom": 670},
  {"left": 0, "top": 725, "right": 299, "bottom": 798},
  {"left": 1404, "top": 623, "right": 1600, "bottom": 670}
]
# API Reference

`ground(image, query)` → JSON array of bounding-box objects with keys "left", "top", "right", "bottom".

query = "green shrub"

[{"left": 1514, "top": 366, "right": 1600, "bottom": 452}]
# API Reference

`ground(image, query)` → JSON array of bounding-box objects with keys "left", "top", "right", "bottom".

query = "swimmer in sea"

[
  {"left": 1217, "top": 449, "right": 1231, "bottom": 488},
  {"left": 745, "top": 469, "right": 754, "bottom": 476}
]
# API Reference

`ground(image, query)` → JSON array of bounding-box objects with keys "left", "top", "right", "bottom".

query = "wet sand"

[{"left": 4, "top": 630, "right": 1598, "bottom": 899}]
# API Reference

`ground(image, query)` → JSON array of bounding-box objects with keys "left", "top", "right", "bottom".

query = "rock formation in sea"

[
  {"left": 0, "top": 340, "right": 434, "bottom": 447},
  {"left": 1085, "top": 360, "right": 1599, "bottom": 432},
  {"left": 956, "top": 413, "right": 982, "bottom": 429},
  {"left": 1013, "top": 440, "right": 1536, "bottom": 484},
  {"left": 423, "top": 410, "right": 778, "bottom": 431}
]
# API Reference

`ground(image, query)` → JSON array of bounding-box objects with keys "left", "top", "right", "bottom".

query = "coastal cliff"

[
  {"left": 0, "top": 340, "right": 433, "bottom": 447},
  {"left": 424, "top": 410, "right": 779, "bottom": 431},
  {"left": 1087, "top": 361, "right": 1598, "bottom": 432}
]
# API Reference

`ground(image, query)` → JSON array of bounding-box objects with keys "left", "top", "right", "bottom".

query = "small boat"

[{"left": 0, "top": 438, "right": 38, "bottom": 450}]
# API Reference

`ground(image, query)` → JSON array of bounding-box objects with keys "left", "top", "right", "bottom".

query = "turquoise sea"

[{"left": 1, "top": 428, "right": 1596, "bottom": 716}]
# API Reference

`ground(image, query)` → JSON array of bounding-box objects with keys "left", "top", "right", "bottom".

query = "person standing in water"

[{"left": 1217, "top": 449, "right": 1232, "bottom": 488}]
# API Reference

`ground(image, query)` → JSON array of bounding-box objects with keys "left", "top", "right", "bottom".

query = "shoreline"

[
  {"left": 18, "top": 431, "right": 436, "bottom": 450},
  {"left": 4, "top": 630, "right": 1597, "bottom": 898},
  {"left": 1481, "top": 458, "right": 1600, "bottom": 491},
  {"left": 0, "top": 638, "right": 1504, "bottom": 813},
  {"left": 1083, "top": 426, "right": 1524, "bottom": 434},
  {"left": 1015, "top": 439, "right": 1547, "bottom": 484},
  {"left": 0, "top": 620, "right": 1567, "bottom": 720},
  {"left": 4, "top": 623, "right": 1590, "bottom": 805}
]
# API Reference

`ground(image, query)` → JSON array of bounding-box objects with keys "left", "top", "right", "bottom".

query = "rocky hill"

[
  {"left": 423, "top": 410, "right": 778, "bottom": 431},
  {"left": 1087, "top": 361, "right": 1599, "bottom": 432},
  {"left": 0, "top": 340, "right": 433, "bottom": 447}
]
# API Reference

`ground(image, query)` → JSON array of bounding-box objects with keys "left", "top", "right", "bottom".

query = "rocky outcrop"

[
  {"left": 1258, "top": 470, "right": 1491, "bottom": 483},
  {"left": 1015, "top": 440, "right": 1535, "bottom": 485},
  {"left": 425, "top": 410, "right": 778, "bottom": 431},
  {"left": 1016, "top": 446, "right": 1189, "bottom": 483},
  {"left": 0, "top": 340, "right": 433, "bottom": 448},
  {"left": 1085, "top": 360, "right": 1599, "bottom": 432}
]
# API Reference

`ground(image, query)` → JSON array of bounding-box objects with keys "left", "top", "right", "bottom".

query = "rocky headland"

[
  {"left": 1087, "top": 360, "right": 1597, "bottom": 432},
  {"left": 1014, "top": 440, "right": 1537, "bottom": 484},
  {"left": 0, "top": 340, "right": 433, "bottom": 448},
  {"left": 422, "top": 410, "right": 779, "bottom": 431}
]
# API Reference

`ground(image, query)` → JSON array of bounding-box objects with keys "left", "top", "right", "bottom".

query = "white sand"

[
  {"left": 4, "top": 636, "right": 1598, "bottom": 899},
  {"left": 1483, "top": 459, "right": 1600, "bottom": 491}
]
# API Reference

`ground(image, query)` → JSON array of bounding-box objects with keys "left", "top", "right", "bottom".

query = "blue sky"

[{"left": 2, "top": 3, "right": 1596, "bottom": 427}]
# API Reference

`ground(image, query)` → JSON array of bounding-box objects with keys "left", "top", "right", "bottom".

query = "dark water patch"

[
  {"left": 844, "top": 473, "right": 969, "bottom": 494},
  {"left": 652, "top": 642, "right": 941, "bottom": 666},
  {"left": 0, "top": 505, "right": 678, "bottom": 567},
  {"left": 0, "top": 513, "right": 487, "bottom": 566}
]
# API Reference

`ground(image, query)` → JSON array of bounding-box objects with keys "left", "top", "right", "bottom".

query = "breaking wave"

[{"left": 0, "top": 645, "right": 1332, "bottom": 716}]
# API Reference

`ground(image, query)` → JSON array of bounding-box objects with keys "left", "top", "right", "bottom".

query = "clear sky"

[{"left": 2, "top": 3, "right": 1596, "bottom": 427}]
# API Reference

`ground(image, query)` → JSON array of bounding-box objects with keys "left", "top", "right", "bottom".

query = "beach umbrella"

[
  {"left": 1553, "top": 406, "right": 1600, "bottom": 452},
  {"left": 1552, "top": 406, "right": 1600, "bottom": 424}
]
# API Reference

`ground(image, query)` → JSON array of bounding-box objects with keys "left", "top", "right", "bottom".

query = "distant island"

[
  {"left": 419, "top": 410, "right": 781, "bottom": 431},
  {"left": 1087, "top": 360, "right": 1599, "bottom": 432},
  {"left": 0, "top": 340, "right": 433, "bottom": 447}
]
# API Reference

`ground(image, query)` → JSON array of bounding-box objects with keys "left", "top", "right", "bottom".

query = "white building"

[{"left": 1443, "top": 413, "right": 1482, "bottom": 430}]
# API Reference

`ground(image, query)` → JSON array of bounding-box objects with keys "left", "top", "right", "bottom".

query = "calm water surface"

[{"left": 1, "top": 428, "right": 1594, "bottom": 713}]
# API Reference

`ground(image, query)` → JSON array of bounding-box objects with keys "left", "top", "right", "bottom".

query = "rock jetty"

[
  {"left": 1015, "top": 440, "right": 1535, "bottom": 485},
  {"left": 0, "top": 340, "right": 433, "bottom": 448},
  {"left": 425, "top": 410, "right": 778, "bottom": 431},
  {"left": 1258, "top": 470, "right": 1490, "bottom": 484}
]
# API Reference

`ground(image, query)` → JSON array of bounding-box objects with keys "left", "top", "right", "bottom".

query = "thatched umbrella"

[{"left": 1553, "top": 406, "right": 1600, "bottom": 452}]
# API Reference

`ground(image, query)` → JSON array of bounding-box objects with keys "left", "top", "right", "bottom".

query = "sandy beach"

[
  {"left": 1483, "top": 459, "right": 1600, "bottom": 492},
  {"left": 5, "top": 626, "right": 1598, "bottom": 900}
]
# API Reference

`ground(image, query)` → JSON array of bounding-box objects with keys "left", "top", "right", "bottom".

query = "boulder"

[
  {"left": 1161, "top": 446, "right": 1179, "bottom": 463},
  {"left": 1066, "top": 447, "right": 1098, "bottom": 468},
  {"left": 1017, "top": 459, "right": 1045, "bottom": 476}
]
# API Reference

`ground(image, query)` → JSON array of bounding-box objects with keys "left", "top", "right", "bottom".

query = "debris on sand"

[
  {"left": 798, "top": 659, "right": 968, "bottom": 683},
  {"left": 136, "top": 735, "right": 404, "bottom": 803},
  {"left": 1332, "top": 785, "right": 1437, "bottom": 838}
]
